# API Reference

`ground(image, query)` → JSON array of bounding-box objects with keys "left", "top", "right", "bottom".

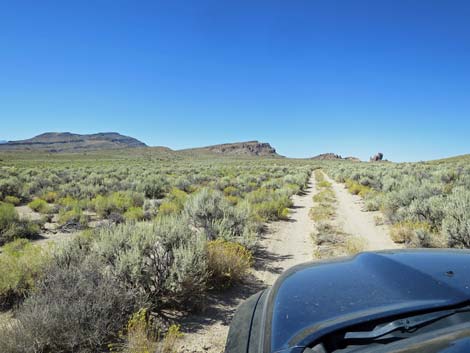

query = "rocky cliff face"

[
  {"left": 0, "top": 132, "right": 147, "bottom": 151},
  {"left": 205, "top": 141, "right": 278, "bottom": 156},
  {"left": 181, "top": 141, "right": 280, "bottom": 157}
]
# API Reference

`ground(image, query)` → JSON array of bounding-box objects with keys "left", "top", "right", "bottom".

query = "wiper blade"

[{"left": 344, "top": 309, "right": 458, "bottom": 340}]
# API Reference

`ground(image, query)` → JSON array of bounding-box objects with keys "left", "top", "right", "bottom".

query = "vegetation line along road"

[
  {"left": 177, "top": 172, "right": 318, "bottom": 352},
  {"left": 256, "top": 172, "right": 317, "bottom": 285}
]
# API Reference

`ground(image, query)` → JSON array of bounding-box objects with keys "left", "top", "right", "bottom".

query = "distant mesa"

[
  {"left": 180, "top": 141, "right": 281, "bottom": 157},
  {"left": 310, "top": 153, "right": 360, "bottom": 162},
  {"left": 0, "top": 132, "right": 147, "bottom": 152}
]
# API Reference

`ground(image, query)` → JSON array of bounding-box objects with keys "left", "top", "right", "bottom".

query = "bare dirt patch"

[{"left": 15, "top": 206, "right": 42, "bottom": 222}]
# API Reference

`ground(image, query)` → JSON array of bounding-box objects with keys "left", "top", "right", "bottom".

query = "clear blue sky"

[{"left": 1, "top": 0, "right": 469, "bottom": 161}]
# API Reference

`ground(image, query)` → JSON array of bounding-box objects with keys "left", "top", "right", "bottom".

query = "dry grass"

[
  {"left": 373, "top": 214, "right": 385, "bottom": 226},
  {"left": 344, "top": 237, "right": 368, "bottom": 255},
  {"left": 390, "top": 223, "right": 415, "bottom": 244},
  {"left": 310, "top": 170, "right": 336, "bottom": 222},
  {"left": 312, "top": 219, "right": 368, "bottom": 259},
  {"left": 115, "top": 309, "right": 183, "bottom": 353},
  {"left": 309, "top": 203, "right": 335, "bottom": 222},
  {"left": 389, "top": 221, "right": 430, "bottom": 244},
  {"left": 390, "top": 221, "right": 448, "bottom": 248},
  {"left": 157, "top": 325, "right": 183, "bottom": 353}
]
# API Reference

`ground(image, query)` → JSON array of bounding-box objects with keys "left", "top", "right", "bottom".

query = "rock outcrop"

[
  {"left": 310, "top": 153, "right": 360, "bottom": 162},
  {"left": 180, "top": 141, "right": 280, "bottom": 157},
  {"left": 370, "top": 152, "right": 384, "bottom": 162}
]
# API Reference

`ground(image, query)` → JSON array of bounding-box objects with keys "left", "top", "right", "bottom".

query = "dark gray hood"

[{"left": 264, "top": 249, "right": 470, "bottom": 352}]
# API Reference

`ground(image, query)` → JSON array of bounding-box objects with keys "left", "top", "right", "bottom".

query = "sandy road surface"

[
  {"left": 325, "top": 174, "right": 399, "bottom": 251},
  {"left": 177, "top": 174, "right": 317, "bottom": 352},
  {"left": 255, "top": 176, "right": 317, "bottom": 285}
]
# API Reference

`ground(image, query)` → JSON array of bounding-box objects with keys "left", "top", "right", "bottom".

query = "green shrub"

[
  {"left": 364, "top": 195, "right": 382, "bottom": 211},
  {"left": 27, "top": 198, "right": 51, "bottom": 214},
  {"left": 345, "top": 179, "right": 372, "bottom": 197},
  {"left": 42, "top": 191, "right": 58, "bottom": 203},
  {"left": 408, "top": 195, "right": 446, "bottom": 230},
  {"left": 174, "top": 176, "right": 193, "bottom": 192},
  {"left": 164, "top": 235, "right": 208, "bottom": 309},
  {"left": 283, "top": 171, "right": 310, "bottom": 190},
  {"left": 207, "top": 239, "right": 252, "bottom": 288},
  {"left": 246, "top": 187, "right": 271, "bottom": 204},
  {"left": 0, "top": 203, "right": 39, "bottom": 245},
  {"left": 0, "top": 202, "right": 18, "bottom": 231},
  {"left": 4, "top": 196, "right": 20, "bottom": 206},
  {"left": 253, "top": 200, "right": 290, "bottom": 221},
  {"left": 225, "top": 195, "right": 240, "bottom": 205},
  {"left": 408, "top": 228, "right": 448, "bottom": 248},
  {"left": 92, "top": 221, "right": 208, "bottom": 309},
  {"left": 158, "top": 188, "right": 188, "bottom": 216},
  {"left": 57, "top": 196, "right": 84, "bottom": 210},
  {"left": 223, "top": 186, "right": 238, "bottom": 196},
  {"left": 58, "top": 207, "right": 89, "bottom": 227},
  {"left": 0, "top": 239, "right": 51, "bottom": 310},
  {"left": 124, "top": 207, "right": 145, "bottom": 221},
  {"left": 389, "top": 221, "right": 431, "bottom": 244},
  {"left": 92, "top": 191, "right": 143, "bottom": 217},
  {"left": 142, "top": 177, "right": 167, "bottom": 199},
  {"left": 285, "top": 183, "right": 301, "bottom": 195},
  {"left": 247, "top": 188, "right": 292, "bottom": 222},
  {"left": 0, "top": 223, "right": 39, "bottom": 246},
  {"left": 443, "top": 188, "right": 470, "bottom": 248},
  {"left": 158, "top": 200, "right": 181, "bottom": 216},
  {"left": 183, "top": 188, "right": 227, "bottom": 238},
  {"left": 0, "top": 178, "right": 20, "bottom": 200}
]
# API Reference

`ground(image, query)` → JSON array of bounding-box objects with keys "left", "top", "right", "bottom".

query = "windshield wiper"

[{"left": 344, "top": 308, "right": 467, "bottom": 340}]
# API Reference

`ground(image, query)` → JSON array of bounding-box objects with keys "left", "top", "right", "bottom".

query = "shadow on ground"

[
  {"left": 253, "top": 245, "right": 293, "bottom": 275},
  {"left": 175, "top": 275, "right": 265, "bottom": 334},
  {"left": 175, "top": 237, "right": 292, "bottom": 334}
]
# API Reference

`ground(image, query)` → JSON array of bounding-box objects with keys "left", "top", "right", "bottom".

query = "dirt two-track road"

[
  {"left": 177, "top": 172, "right": 397, "bottom": 352},
  {"left": 326, "top": 174, "right": 399, "bottom": 251}
]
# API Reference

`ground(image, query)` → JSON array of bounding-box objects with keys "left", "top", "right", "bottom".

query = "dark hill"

[{"left": 0, "top": 132, "right": 146, "bottom": 152}]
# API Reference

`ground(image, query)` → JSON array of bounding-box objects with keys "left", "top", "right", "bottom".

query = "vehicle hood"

[{"left": 264, "top": 249, "right": 470, "bottom": 352}]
